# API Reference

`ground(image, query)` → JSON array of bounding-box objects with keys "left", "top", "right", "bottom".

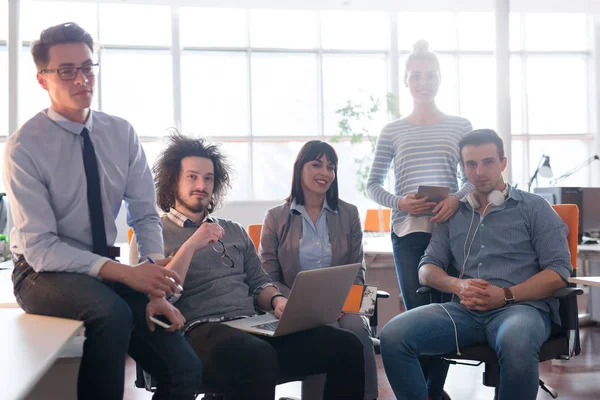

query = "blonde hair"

[{"left": 404, "top": 39, "right": 440, "bottom": 83}]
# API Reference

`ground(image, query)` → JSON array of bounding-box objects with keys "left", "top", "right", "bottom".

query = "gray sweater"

[{"left": 161, "top": 215, "right": 273, "bottom": 331}]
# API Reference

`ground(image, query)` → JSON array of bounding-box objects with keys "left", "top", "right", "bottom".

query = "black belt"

[
  {"left": 107, "top": 246, "right": 121, "bottom": 258},
  {"left": 14, "top": 246, "right": 121, "bottom": 266}
]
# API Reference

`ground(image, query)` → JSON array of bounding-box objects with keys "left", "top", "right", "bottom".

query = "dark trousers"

[
  {"left": 186, "top": 322, "right": 365, "bottom": 400},
  {"left": 391, "top": 231, "right": 449, "bottom": 399},
  {"left": 12, "top": 260, "right": 203, "bottom": 400}
]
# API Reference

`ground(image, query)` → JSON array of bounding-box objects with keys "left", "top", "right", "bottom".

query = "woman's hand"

[
  {"left": 430, "top": 195, "right": 460, "bottom": 223},
  {"left": 398, "top": 193, "right": 437, "bottom": 215}
]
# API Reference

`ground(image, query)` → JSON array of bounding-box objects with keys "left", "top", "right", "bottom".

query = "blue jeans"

[
  {"left": 392, "top": 231, "right": 448, "bottom": 398},
  {"left": 381, "top": 302, "right": 551, "bottom": 400},
  {"left": 391, "top": 231, "right": 432, "bottom": 310},
  {"left": 12, "top": 259, "right": 203, "bottom": 400}
]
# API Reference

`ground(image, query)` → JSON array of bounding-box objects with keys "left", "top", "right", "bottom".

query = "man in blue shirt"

[
  {"left": 3, "top": 23, "right": 202, "bottom": 399},
  {"left": 379, "top": 129, "right": 572, "bottom": 400}
]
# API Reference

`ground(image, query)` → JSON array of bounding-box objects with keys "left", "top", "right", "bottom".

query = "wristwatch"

[{"left": 503, "top": 287, "right": 515, "bottom": 306}]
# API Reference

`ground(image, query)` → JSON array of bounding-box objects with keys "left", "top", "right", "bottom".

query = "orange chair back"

[
  {"left": 127, "top": 227, "right": 134, "bottom": 245},
  {"left": 364, "top": 208, "right": 391, "bottom": 232},
  {"left": 552, "top": 204, "right": 579, "bottom": 269},
  {"left": 247, "top": 224, "right": 263, "bottom": 252}
]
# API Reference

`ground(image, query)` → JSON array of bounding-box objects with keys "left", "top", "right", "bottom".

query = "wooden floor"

[{"left": 124, "top": 324, "right": 600, "bottom": 400}]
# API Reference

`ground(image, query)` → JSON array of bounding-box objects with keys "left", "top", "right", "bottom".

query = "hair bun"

[{"left": 412, "top": 39, "right": 430, "bottom": 54}]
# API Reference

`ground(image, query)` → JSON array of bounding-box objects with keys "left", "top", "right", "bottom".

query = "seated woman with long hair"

[{"left": 259, "top": 140, "right": 377, "bottom": 400}]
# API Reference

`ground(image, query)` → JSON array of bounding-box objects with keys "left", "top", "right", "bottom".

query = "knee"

[
  {"left": 380, "top": 315, "right": 407, "bottom": 348},
  {"left": 87, "top": 298, "right": 133, "bottom": 342},
  {"left": 339, "top": 315, "right": 371, "bottom": 342},
  {"left": 380, "top": 314, "right": 422, "bottom": 358},
  {"left": 219, "top": 339, "right": 278, "bottom": 382},
  {"left": 176, "top": 356, "right": 203, "bottom": 388},
  {"left": 496, "top": 335, "right": 541, "bottom": 369}
]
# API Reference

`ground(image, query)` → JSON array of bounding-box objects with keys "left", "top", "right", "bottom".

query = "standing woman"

[
  {"left": 367, "top": 40, "right": 473, "bottom": 399},
  {"left": 259, "top": 140, "right": 378, "bottom": 400}
]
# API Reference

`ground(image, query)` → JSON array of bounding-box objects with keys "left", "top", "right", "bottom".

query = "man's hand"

[
  {"left": 398, "top": 193, "right": 437, "bottom": 215},
  {"left": 187, "top": 223, "right": 224, "bottom": 251},
  {"left": 125, "top": 259, "right": 183, "bottom": 298},
  {"left": 430, "top": 195, "right": 461, "bottom": 223},
  {"left": 272, "top": 297, "right": 287, "bottom": 319},
  {"left": 458, "top": 279, "right": 505, "bottom": 311},
  {"left": 146, "top": 296, "right": 186, "bottom": 332}
]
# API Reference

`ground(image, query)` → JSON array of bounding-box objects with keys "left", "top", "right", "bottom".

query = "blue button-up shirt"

[
  {"left": 291, "top": 199, "right": 336, "bottom": 271},
  {"left": 4, "top": 108, "right": 163, "bottom": 276},
  {"left": 419, "top": 185, "right": 572, "bottom": 325}
]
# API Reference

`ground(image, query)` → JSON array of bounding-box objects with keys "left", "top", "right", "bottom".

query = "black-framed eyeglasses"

[
  {"left": 40, "top": 63, "right": 99, "bottom": 81},
  {"left": 213, "top": 239, "right": 235, "bottom": 268}
]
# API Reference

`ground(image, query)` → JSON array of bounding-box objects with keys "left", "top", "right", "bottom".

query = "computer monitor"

[{"left": 534, "top": 187, "right": 600, "bottom": 242}]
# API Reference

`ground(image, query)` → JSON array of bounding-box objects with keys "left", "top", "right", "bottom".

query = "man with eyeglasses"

[
  {"left": 3, "top": 22, "right": 202, "bottom": 399},
  {"left": 129, "top": 133, "right": 366, "bottom": 399}
]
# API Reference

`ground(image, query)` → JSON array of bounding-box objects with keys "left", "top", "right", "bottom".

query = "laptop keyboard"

[{"left": 251, "top": 321, "right": 279, "bottom": 332}]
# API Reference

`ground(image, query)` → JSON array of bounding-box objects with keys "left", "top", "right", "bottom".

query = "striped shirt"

[
  {"left": 419, "top": 185, "right": 572, "bottom": 325},
  {"left": 367, "top": 116, "right": 473, "bottom": 237}
]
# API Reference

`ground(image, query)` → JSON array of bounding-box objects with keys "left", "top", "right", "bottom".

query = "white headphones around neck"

[{"left": 466, "top": 185, "right": 509, "bottom": 209}]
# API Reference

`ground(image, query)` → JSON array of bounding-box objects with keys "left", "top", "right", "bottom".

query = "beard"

[{"left": 175, "top": 193, "right": 210, "bottom": 214}]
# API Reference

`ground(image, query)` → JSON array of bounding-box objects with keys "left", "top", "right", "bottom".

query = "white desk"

[
  {"left": 577, "top": 243, "right": 600, "bottom": 276},
  {"left": 0, "top": 261, "right": 17, "bottom": 308},
  {"left": 0, "top": 308, "right": 83, "bottom": 400},
  {"left": 569, "top": 276, "right": 600, "bottom": 287}
]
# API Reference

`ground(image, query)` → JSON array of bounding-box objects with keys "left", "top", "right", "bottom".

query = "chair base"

[{"left": 539, "top": 379, "right": 558, "bottom": 399}]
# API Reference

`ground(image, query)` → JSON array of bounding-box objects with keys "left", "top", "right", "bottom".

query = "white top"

[{"left": 367, "top": 116, "right": 473, "bottom": 237}]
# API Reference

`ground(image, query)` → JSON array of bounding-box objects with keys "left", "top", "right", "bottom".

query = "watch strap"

[
  {"left": 503, "top": 287, "right": 515, "bottom": 306},
  {"left": 269, "top": 293, "right": 286, "bottom": 309}
]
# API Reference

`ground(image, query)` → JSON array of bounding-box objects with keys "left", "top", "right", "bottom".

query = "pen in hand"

[{"left": 147, "top": 256, "right": 184, "bottom": 293}]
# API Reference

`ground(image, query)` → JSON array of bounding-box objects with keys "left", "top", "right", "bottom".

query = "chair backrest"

[
  {"left": 247, "top": 224, "right": 262, "bottom": 252},
  {"left": 364, "top": 208, "right": 391, "bottom": 232},
  {"left": 552, "top": 204, "right": 578, "bottom": 270}
]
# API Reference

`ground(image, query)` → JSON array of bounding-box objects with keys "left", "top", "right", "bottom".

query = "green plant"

[{"left": 332, "top": 93, "right": 399, "bottom": 198}]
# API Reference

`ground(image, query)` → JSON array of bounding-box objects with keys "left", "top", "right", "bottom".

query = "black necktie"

[{"left": 81, "top": 127, "right": 109, "bottom": 257}]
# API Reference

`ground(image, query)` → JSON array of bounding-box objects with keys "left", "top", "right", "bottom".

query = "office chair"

[
  {"left": 247, "top": 224, "right": 262, "bottom": 252},
  {"left": 417, "top": 204, "right": 582, "bottom": 399},
  {"left": 363, "top": 208, "right": 391, "bottom": 234}
]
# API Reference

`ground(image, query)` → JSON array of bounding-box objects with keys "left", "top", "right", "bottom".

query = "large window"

[
  {"left": 2, "top": 3, "right": 597, "bottom": 206},
  {"left": 509, "top": 13, "right": 591, "bottom": 189}
]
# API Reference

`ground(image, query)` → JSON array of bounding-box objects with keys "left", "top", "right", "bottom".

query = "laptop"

[{"left": 222, "top": 263, "right": 361, "bottom": 337}]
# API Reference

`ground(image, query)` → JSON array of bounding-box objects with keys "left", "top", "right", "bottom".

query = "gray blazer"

[{"left": 259, "top": 199, "right": 366, "bottom": 296}]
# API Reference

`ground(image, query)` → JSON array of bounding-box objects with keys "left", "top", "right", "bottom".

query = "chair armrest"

[
  {"left": 376, "top": 290, "right": 390, "bottom": 299},
  {"left": 555, "top": 287, "right": 583, "bottom": 334},
  {"left": 416, "top": 286, "right": 431, "bottom": 294},
  {"left": 551, "top": 287, "right": 584, "bottom": 299}
]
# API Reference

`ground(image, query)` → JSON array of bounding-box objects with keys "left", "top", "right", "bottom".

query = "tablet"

[{"left": 417, "top": 185, "right": 449, "bottom": 204}]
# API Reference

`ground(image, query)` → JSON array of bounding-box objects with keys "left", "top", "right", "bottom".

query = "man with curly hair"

[{"left": 130, "top": 133, "right": 366, "bottom": 399}]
